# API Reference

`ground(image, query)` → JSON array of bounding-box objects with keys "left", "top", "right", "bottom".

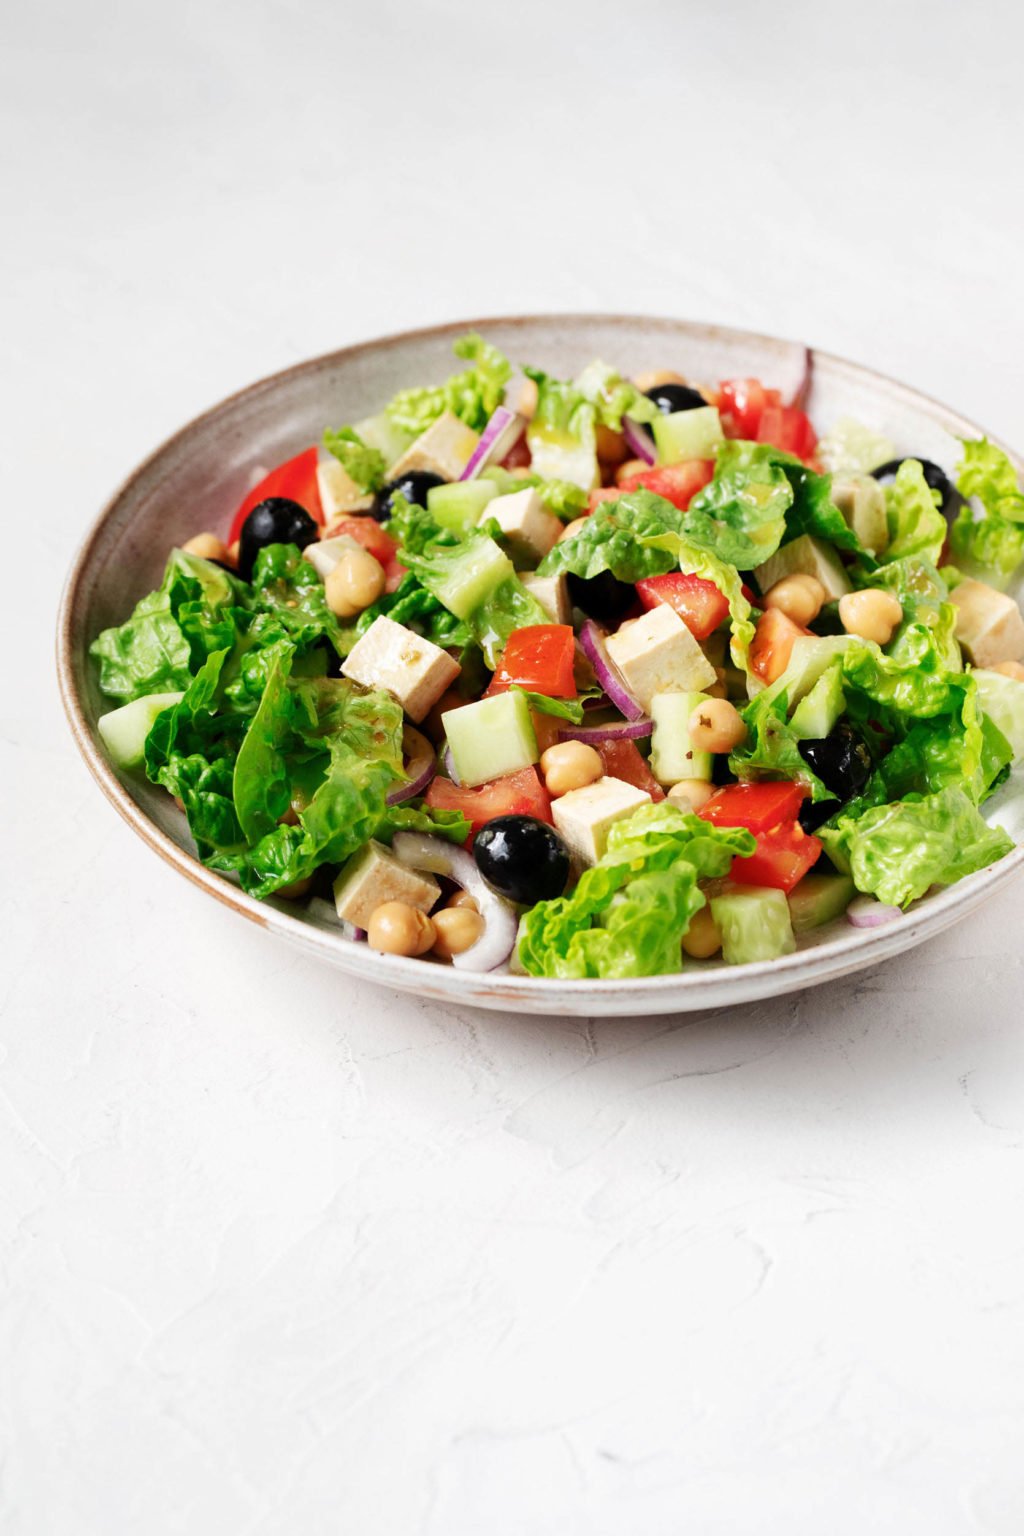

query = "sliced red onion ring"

[
  {"left": 623, "top": 415, "right": 657, "bottom": 466},
  {"left": 442, "top": 746, "right": 461, "bottom": 785},
  {"left": 579, "top": 620, "right": 645, "bottom": 722},
  {"left": 558, "top": 716, "right": 653, "bottom": 744},
  {"left": 392, "top": 831, "right": 518, "bottom": 972},
  {"left": 846, "top": 895, "right": 902, "bottom": 928},
  {"left": 787, "top": 345, "right": 813, "bottom": 410},
  {"left": 459, "top": 406, "right": 525, "bottom": 481},
  {"left": 386, "top": 726, "right": 436, "bottom": 806}
]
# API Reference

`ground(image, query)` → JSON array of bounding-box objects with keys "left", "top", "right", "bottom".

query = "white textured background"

[{"left": 5, "top": 1, "right": 1024, "bottom": 1531}]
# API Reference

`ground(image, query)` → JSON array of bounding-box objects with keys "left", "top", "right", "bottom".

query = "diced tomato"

[
  {"left": 617, "top": 460, "right": 715, "bottom": 511},
  {"left": 530, "top": 710, "right": 562, "bottom": 756},
  {"left": 699, "top": 780, "right": 807, "bottom": 834},
  {"left": 228, "top": 446, "right": 323, "bottom": 543},
  {"left": 588, "top": 487, "right": 620, "bottom": 511},
  {"left": 487, "top": 625, "right": 577, "bottom": 699},
  {"left": 323, "top": 516, "right": 398, "bottom": 567},
  {"left": 594, "top": 738, "right": 665, "bottom": 801},
  {"left": 635, "top": 571, "right": 730, "bottom": 641},
  {"left": 730, "top": 819, "right": 822, "bottom": 893},
  {"left": 740, "top": 582, "right": 763, "bottom": 610},
  {"left": 425, "top": 766, "right": 552, "bottom": 841},
  {"left": 757, "top": 403, "right": 817, "bottom": 461},
  {"left": 749, "top": 607, "right": 809, "bottom": 686},
  {"left": 717, "top": 379, "right": 780, "bottom": 440},
  {"left": 499, "top": 433, "right": 533, "bottom": 471}
]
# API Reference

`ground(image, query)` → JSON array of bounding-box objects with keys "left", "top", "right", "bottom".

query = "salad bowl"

[{"left": 57, "top": 314, "right": 1024, "bottom": 1016}]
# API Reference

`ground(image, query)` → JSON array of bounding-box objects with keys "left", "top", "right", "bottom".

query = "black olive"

[
  {"left": 566, "top": 570, "right": 637, "bottom": 624},
  {"left": 373, "top": 470, "right": 446, "bottom": 523},
  {"left": 870, "top": 457, "right": 965, "bottom": 521},
  {"left": 473, "top": 815, "right": 570, "bottom": 905},
  {"left": 237, "top": 497, "right": 318, "bottom": 582},
  {"left": 644, "top": 383, "right": 708, "bottom": 415},
  {"left": 797, "top": 723, "right": 873, "bottom": 831}
]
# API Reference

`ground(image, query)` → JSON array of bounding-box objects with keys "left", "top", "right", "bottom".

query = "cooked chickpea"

[
  {"left": 764, "top": 573, "right": 825, "bottom": 627},
  {"left": 541, "top": 740, "right": 604, "bottom": 797},
  {"left": 367, "top": 901, "right": 436, "bottom": 957},
  {"left": 667, "top": 778, "right": 715, "bottom": 812},
  {"left": 688, "top": 698, "right": 748, "bottom": 754},
  {"left": 325, "top": 547, "right": 386, "bottom": 618},
  {"left": 634, "top": 369, "right": 688, "bottom": 392},
  {"left": 839, "top": 588, "right": 903, "bottom": 646},
  {"left": 615, "top": 457, "right": 650, "bottom": 486},
  {"left": 517, "top": 377, "right": 538, "bottom": 420},
  {"left": 595, "top": 423, "right": 629, "bottom": 466},
  {"left": 227, "top": 540, "right": 240, "bottom": 568},
  {"left": 446, "top": 888, "right": 480, "bottom": 912},
  {"left": 681, "top": 905, "right": 723, "bottom": 960},
  {"left": 985, "top": 660, "right": 1024, "bottom": 681},
  {"left": 182, "top": 532, "right": 230, "bottom": 563},
  {"left": 277, "top": 875, "right": 313, "bottom": 901},
  {"left": 559, "top": 517, "right": 590, "bottom": 543},
  {"left": 432, "top": 906, "right": 485, "bottom": 959}
]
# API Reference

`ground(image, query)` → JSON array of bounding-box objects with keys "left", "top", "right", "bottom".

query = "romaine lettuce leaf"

[
  {"left": 524, "top": 368, "right": 600, "bottom": 490},
  {"left": 322, "top": 426, "right": 387, "bottom": 493},
  {"left": 572, "top": 359, "right": 659, "bottom": 429},
  {"left": 248, "top": 543, "right": 346, "bottom": 656},
  {"left": 384, "top": 333, "right": 511, "bottom": 437},
  {"left": 538, "top": 488, "right": 680, "bottom": 583},
  {"left": 949, "top": 439, "right": 1024, "bottom": 587},
  {"left": 682, "top": 441, "right": 792, "bottom": 569},
  {"left": 881, "top": 459, "right": 947, "bottom": 565},
  {"left": 728, "top": 690, "right": 833, "bottom": 802}
]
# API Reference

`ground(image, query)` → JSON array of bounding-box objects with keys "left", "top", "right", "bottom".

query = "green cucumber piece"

[
  {"left": 653, "top": 406, "right": 724, "bottom": 465},
  {"left": 754, "top": 534, "right": 852, "bottom": 603},
  {"left": 787, "top": 872, "right": 855, "bottom": 934},
  {"left": 443, "top": 689, "right": 539, "bottom": 787},
  {"left": 98, "top": 691, "right": 185, "bottom": 770},
  {"left": 650, "top": 691, "right": 713, "bottom": 785},
  {"left": 761, "top": 634, "right": 857, "bottom": 710},
  {"left": 427, "top": 479, "right": 499, "bottom": 533},
  {"left": 790, "top": 664, "right": 845, "bottom": 739},
  {"left": 710, "top": 886, "right": 796, "bottom": 964},
  {"left": 427, "top": 536, "right": 513, "bottom": 620}
]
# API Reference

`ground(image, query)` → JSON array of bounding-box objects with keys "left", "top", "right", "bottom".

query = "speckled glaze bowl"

[{"left": 57, "top": 315, "right": 1024, "bottom": 1015}]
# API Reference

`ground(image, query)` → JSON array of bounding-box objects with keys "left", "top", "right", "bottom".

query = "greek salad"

[{"left": 92, "top": 335, "right": 1024, "bottom": 978}]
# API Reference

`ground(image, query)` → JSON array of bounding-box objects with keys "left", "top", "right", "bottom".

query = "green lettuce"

[
  {"left": 322, "top": 426, "right": 387, "bottom": 493},
  {"left": 728, "top": 690, "right": 833, "bottom": 802},
  {"left": 881, "top": 459, "right": 947, "bottom": 565},
  {"left": 524, "top": 368, "right": 600, "bottom": 490},
  {"left": 949, "top": 439, "right": 1024, "bottom": 587},
  {"left": 538, "top": 488, "right": 680, "bottom": 583},
  {"left": 780, "top": 456, "right": 867, "bottom": 557},
  {"left": 683, "top": 441, "right": 792, "bottom": 569},
  {"left": 572, "top": 359, "right": 659, "bottom": 430},
  {"left": 384, "top": 333, "right": 511, "bottom": 437}
]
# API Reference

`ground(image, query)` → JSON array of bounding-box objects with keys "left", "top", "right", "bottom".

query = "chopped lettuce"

[
  {"left": 779, "top": 456, "right": 868, "bottom": 557},
  {"left": 728, "top": 690, "right": 833, "bottom": 802},
  {"left": 384, "top": 333, "right": 512, "bottom": 437},
  {"left": 949, "top": 439, "right": 1024, "bottom": 588},
  {"left": 572, "top": 359, "right": 659, "bottom": 429},
  {"left": 682, "top": 441, "right": 792, "bottom": 569},
  {"left": 538, "top": 488, "right": 680, "bottom": 583},
  {"left": 816, "top": 417, "right": 896, "bottom": 477},
  {"left": 881, "top": 459, "right": 947, "bottom": 566},
  {"left": 322, "top": 426, "right": 387, "bottom": 493},
  {"left": 524, "top": 368, "right": 600, "bottom": 490}
]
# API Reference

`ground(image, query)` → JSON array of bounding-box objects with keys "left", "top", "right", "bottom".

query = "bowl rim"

[{"left": 56, "top": 310, "right": 1024, "bottom": 1004}]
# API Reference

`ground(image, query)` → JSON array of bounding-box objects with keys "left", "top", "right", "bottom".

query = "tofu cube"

[
  {"left": 952, "top": 578, "right": 1024, "bottom": 668},
  {"left": 316, "top": 457, "right": 374, "bottom": 517},
  {"left": 341, "top": 615, "right": 461, "bottom": 722},
  {"left": 304, "top": 533, "right": 362, "bottom": 580},
  {"left": 388, "top": 410, "right": 480, "bottom": 482},
  {"left": 551, "top": 776, "right": 651, "bottom": 867},
  {"left": 520, "top": 570, "right": 572, "bottom": 624},
  {"left": 333, "top": 839, "right": 440, "bottom": 928},
  {"left": 605, "top": 605, "right": 716, "bottom": 713},
  {"left": 483, "top": 488, "right": 562, "bottom": 564}
]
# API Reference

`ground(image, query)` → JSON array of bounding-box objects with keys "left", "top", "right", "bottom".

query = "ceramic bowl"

[{"left": 57, "top": 314, "right": 1024, "bottom": 1015}]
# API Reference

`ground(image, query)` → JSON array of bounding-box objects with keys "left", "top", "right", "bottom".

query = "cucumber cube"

[
  {"left": 790, "top": 663, "right": 845, "bottom": 739},
  {"left": 443, "top": 690, "right": 539, "bottom": 787},
  {"left": 650, "top": 691, "right": 713, "bottom": 785},
  {"left": 98, "top": 691, "right": 185, "bottom": 770},
  {"left": 653, "top": 406, "right": 724, "bottom": 465},
  {"left": 787, "top": 873, "right": 856, "bottom": 934},
  {"left": 754, "top": 534, "right": 852, "bottom": 603},
  {"left": 427, "top": 478, "right": 499, "bottom": 533},
  {"left": 427, "top": 536, "right": 513, "bottom": 620},
  {"left": 710, "top": 886, "right": 796, "bottom": 964}
]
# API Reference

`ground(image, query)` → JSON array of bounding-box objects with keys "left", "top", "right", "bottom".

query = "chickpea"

[
  {"left": 764, "top": 573, "right": 825, "bottom": 628},
  {"left": 367, "top": 901, "right": 436, "bottom": 957},
  {"left": 839, "top": 588, "right": 903, "bottom": 646},
  {"left": 541, "top": 740, "right": 604, "bottom": 798},
  {"left": 985, "top": 660, "right": 1024, "bottom": 682},
  {"left": 688, "top": 698, "right": 748, "bottom": 754},
  {"left": 227, "top": 540, "right": 240, "bottom": 568},
  {"left": 277, "top": 875, "right": 313, "bottom": 901},
  {"left": 446, "top": 888, "right": 479, "bottom": 912},
  {"left": 595, "top": 423, "right": 629, "bottom": 466},
  {"left": 517, "top": 377, "right": 538, "bottom": 420},
  {"left": 325, "top": 547, "right": 386, "bottom": 618},
  {"left": 615, "top": 457, "right": 650, "bottom": 486},
  {"left": 182, "top": 531, "right": 230, "bottom": 563},
  {"left": 681, "top": 905, "right": 723, "bottom": 960},
  {"left": 559, "top": 516, "right": 590, "bottom": 543},
  {"left": 667, "top": 779, "right": 715, "bottom": 812},
  {"left": 432, "top": 906, "right": 485, "bottom": 959},
  {"left": 634, "top": 369, "right": 688, "bottom": 392}
]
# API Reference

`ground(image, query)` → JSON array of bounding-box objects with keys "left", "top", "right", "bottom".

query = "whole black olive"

[
  {"left": 870, "top": 457, "right": 965, "bottom": 521},
  {"left": 566, "top": 570, "right": 637, "bottom": 624},
  {"left": 237, "top": 497, "right": 318, "bottom": 582},
  {"left": 644, "top": 383, "right": 708, "bottom": 415},
  {"left": 797, "top": 723, "right": 873, "bottom": 830},
  {"left": 373, "top": 470, "right": 446, "bottom": 523},
  {"left": 473, "top": 815, "right": 570, "bottom": 905}
]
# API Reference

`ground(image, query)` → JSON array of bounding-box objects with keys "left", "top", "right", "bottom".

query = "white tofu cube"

[
  {"left": 388, "top": 410, "right": 480, "bottom": 482},
  {"left": 341, "top": 615, "right": 461, "bottom": 722},
  {"left": 551, "top": 776, "right": 651, "bottom": 867},
  {"left": 520, "top": 570, "right": 572, "bottom": 624},
  {"left": 333, "top": 839, "right": 440, "bottom": 928},
  {"left": 953, "top": 578, "right": 1024, "bottom": 668},
  {"left": 316, "top": 457, "right": 374, "bottom": 517},
  {"left": 303, "top": 534, "right": 362, "bottom": 580},
  {"left": 483, "top": 488, "right": 562, "bottom": 563},
  {"left": 605, "top": 605, "right": 716, "bottom": 714}
]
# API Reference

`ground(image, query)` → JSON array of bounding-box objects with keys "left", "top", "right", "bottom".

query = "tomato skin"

[
  {"left": 718, "top": 379, "right": 778, "bottom": 439},
  {"left": 324, "top": 516, "right": 399, "bottom": 568},
  {"left": 487, "top": 624, "right": 577, "bottom": 699},
  {"left": 635, "top": 572, "right": 730, "bottom": 641},
  {"left": 729, "top": 819, "right": 822, "bottom": 893},
  {"left": 425, "top": 766, "right": 552, "bottom": 841},
  {"left": 229, "top": 447, "right": 323, "bottom": 543},
  {"left": 749, "top": 607, "right": 809, "bottom": 686},
  {"left": 699, "top": 780, "right": 807, "bottom": 834},
  {"left": 499, "top": 433, "right": 532, "bottom": 471},
  {"left": 594, "top": 738, "right": 664, "bottom": 801},
  {"left": 617, "top": 460, "right": 715, "bottom": 510},
  {"left": 757, "top": 403, "right": 817, "bottom": 460}
]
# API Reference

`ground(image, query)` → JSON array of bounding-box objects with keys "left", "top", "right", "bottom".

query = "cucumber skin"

[
  {"left": 787, "top": 873, "right": 856, "bottom": 934},
  {"left": 650, "top": 691, "right": 713, "bottom": 785},
  {"left": 710, "top": 886, "right": 796, "bottom": 964},
  {"left": 653, "top": 407, "right": 724, "bottom": 465},
  {"left": 444, "top": 690, "right": 539, "bottom": 787},
  {"left": 98, "top": 692, "right": 184, "bottom": 770}
]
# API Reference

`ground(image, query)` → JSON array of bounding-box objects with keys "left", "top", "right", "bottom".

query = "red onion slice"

[
  {"left": 579, "top": 620, "right": 646, "bottom": 722},
  {"left": 558, "top": 716, "right": 653, "bottom": 744},
  {"left": 442, "top": 746, "right": 461, "bottom": 786},
  {"left": 392, "top": 831, "right": 518, "bottom": 972},
  {"left": 787, "top": 345, "right": 813, "bottom": 410},
  {"left": 386, "top": 726, "right": 436, "bottom": 806},
  {"left": 846, "top": 895, "right": 902, "bottom": 928},
  {"left": 623, "top": 415, "right": 657, "bottom": 466},
  {"left": 459, "top": 407, "right": 525, "bottom": 481}
]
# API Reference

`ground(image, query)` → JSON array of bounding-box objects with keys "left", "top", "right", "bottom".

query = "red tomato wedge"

[
  {"left": 757, "top": 403, "right": 817, "bottom": 460},
  {"left": 635, "top": 572, "right": 730, "bottom": 641},
  {"left": 718, "top": 379, "right": 779, "bottom": 440},
  {"left": 594, "top": 739, "right": 665, "bottom": 801},
  {"left": 487, "top": 625, "right": 577, "bottom": 699},
  {"left": 698, "top": 780, "right": 807, "bottom": 834},
  {"left": 228, "top": 446, "right": 323, "bottom": 543},
  {"left": 425, "top": 767, "right": 553, "bottom": 842},
  {"left": 749, "top": 607, "right": 810, "bottom": 686},
  {"left": 617, "top": 460, "right": 715, "bottom": 510},
  {"left": 729, "top": 819, "right": 822, "bottom": 893},
  {"left": 323, "top": 516, "right": 398, "bottom": 568}
]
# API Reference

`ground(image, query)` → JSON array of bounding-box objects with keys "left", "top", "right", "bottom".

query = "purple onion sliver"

[
  {"left": 623, "top": 415, "right": 656, "bottom": 466},
  {"left": 558, "top": 717, "right": 653, "bottom": 745},
  {"left": 579, "top": 620, "right": 646, "bottom": 722},
  {"left": 459, "top": 406, "right": 524, "bottom": 481},
  {"left": 845, "top": 895, "right": 902, "bottom": 928}
]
